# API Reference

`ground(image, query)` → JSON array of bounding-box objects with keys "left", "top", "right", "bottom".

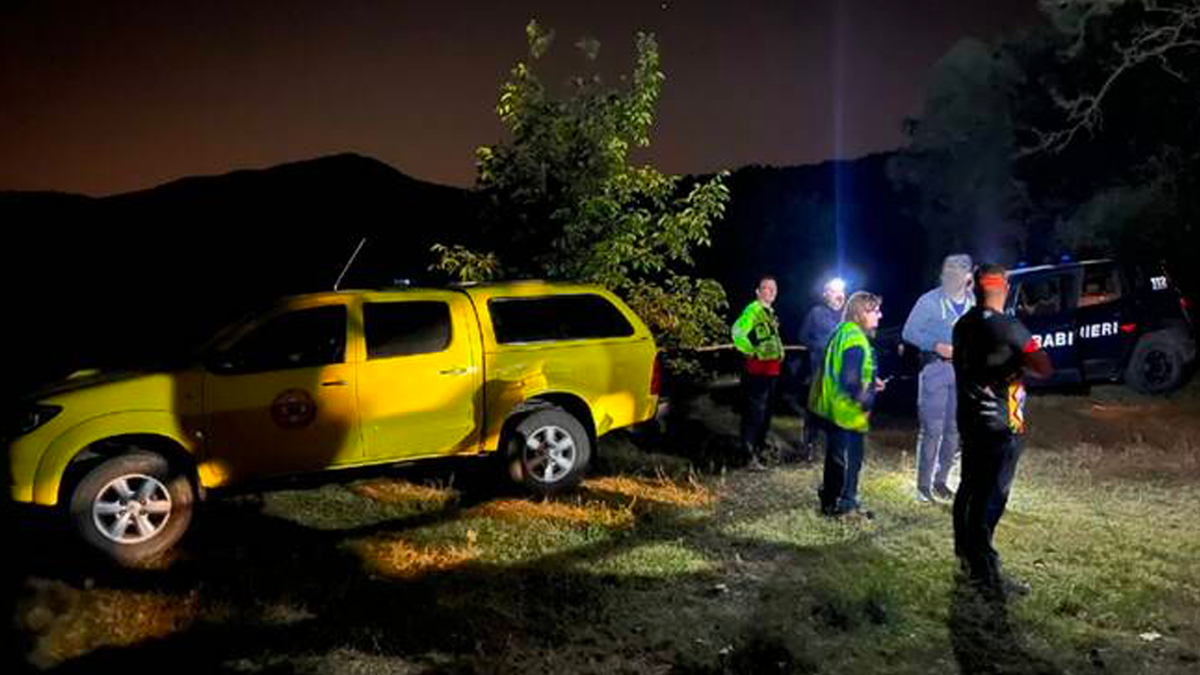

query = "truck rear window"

[{"left": 489, "top": 294, "right": 635, "bottom": 344}]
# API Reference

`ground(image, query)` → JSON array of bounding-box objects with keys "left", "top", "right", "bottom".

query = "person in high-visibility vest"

[
  {"left": 732, "top": 276, "right": 785, "bottom": 471},
  {"left": 809, "top": 291, "right": 886, "bottom": 517}
]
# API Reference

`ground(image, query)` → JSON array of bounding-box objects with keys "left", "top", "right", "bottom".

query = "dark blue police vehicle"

[
  {"left": 1005, "top": 258, "right": 1194, "bottom": 393},
  {"left": 876, "top": 258, "right": 1194, "bottom": 403}
]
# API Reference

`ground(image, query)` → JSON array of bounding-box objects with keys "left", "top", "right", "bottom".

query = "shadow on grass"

[{"left": 949, "top": 577, "right": 1064, "bottom": 675}]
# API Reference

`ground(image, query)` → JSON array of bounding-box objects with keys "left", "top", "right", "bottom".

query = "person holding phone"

[{"left": 809, "top": 291, "right": 887, "bottom": 518}]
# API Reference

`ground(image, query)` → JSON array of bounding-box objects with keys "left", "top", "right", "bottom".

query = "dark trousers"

[
  {"left": 953, "top": 432, "right": 1024, "bottom": 579},
  {"left": 801, "top": 354, "right": 824, "bottom": 457},
  {"left": 802, "top": 407, "right": 824, "bottom": 453},
  {"left": 819, "top": 420, "right": 865, "bottom": 514},
  {"left": 740, "top": 373, "right": 778, "bottom": 456}
]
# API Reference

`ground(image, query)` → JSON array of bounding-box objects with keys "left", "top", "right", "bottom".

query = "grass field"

[{"left": 4, "top": 381, "right": 1199, "bottom": 674}]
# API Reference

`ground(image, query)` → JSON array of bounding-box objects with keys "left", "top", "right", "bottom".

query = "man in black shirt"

[{"left": 951, "top": 263, "right": 1053, "bottom": 598}]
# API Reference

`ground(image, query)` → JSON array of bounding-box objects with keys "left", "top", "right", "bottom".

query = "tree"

[
  {"left": 891, "top": 0, "right": 1200, "bottom": 291},
  {"left": 1016, "top": 0, "right": 1200, "bottom": 291},
  {"left": 435, "top": 21, "right": 732, "bottom": 376},
  {"left": 887, "top": 38, "right": 1032, "bottom": 269},
  {"left": 1023, "top": 0, "right": 1200, "bottom": 156}
]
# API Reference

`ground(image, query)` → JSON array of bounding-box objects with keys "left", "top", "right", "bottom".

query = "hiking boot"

[
  {"left": 933, "top": 484, "right": 956, "bottom": 500},
  {"left": 998, "top": 574, "right": 1031, "bottom": 598},
  {"left": 826, "top": 504, "right": 874, "bottom": 520},
  {"left": 852, "top": 506, "right": 875, "bottom": 521},
  {"left": 969, "top": 571, "right": 1031, "bottom": 600},
  {"left": 746, "top": 456, "right": 768, "bottom": 472}
]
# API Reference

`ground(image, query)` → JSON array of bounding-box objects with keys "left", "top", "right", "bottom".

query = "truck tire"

[
  {"left": 505, "top": 408, "right": 592, "bottom": 497},
  {"left": 69, "top": 451, "right": 195, "bottom": 566},
  {"left": 1125, "top": 333, "right": 1185, "bottom": 394}
]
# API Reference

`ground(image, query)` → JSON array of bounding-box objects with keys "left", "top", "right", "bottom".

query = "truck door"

[
  {"left": 1009, "top": 269, "right": 1082, "bottom": 385},
  {"left": 356, "top": 292, "right": 483, "bottom": 460},
  {"left": 1074, "top": 262, "right": 1132, "bottom": 381},
  {"left": 203, "top": 303, "right": 361, "bottom": 480}
]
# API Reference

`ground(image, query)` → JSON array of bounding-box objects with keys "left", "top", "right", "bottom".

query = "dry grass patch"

[
  {"left": 468, "top": 497, "right": 636, "bottom": 530},
  {"left": 347, "top": 479, "right": 458, "bottom": 507},
  {"left": 583, "top": 472, "right": 714, "bottom": 508},
  {"left": 350, "top": 537, "right": 479, "bottom": 580}
]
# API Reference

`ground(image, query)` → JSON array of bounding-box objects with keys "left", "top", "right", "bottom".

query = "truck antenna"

[{"left": 333, "top": 237, "right": 367, "bottom": 291}]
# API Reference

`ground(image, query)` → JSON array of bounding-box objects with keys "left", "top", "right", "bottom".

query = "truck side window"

[
  {"left": 1016, "top": 277, "right": 1064, "bottom": 318},
  {"left": 490, "top": 295, "right": 635, "bottom": 344},
  {"left": 225, "top": 305, "right": 347, "bottom": 373},
  {"left": 364, "top": 302, "right": 452, "bottom": 359},
  {"left": 1079, "top": 266, "right": 1122, "bottom": 307}
]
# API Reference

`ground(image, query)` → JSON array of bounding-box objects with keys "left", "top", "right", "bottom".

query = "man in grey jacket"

[{"left": 902, "top": 254, "right": 974, "bottom": 503}]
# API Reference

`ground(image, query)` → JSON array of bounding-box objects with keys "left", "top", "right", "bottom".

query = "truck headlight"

[{"left": 12, "top": 404, "right": 63, "bottom": 437}]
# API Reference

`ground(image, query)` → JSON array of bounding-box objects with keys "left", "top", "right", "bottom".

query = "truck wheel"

[
  {"left": 506, "top": 408, "right": 591, "bottom": 497},
  {"left": 69, "top": 452, "right": 195, "bottom": 566},
  {"left": 1125, "top": 333, "right": 1185, "bottom": 394}
]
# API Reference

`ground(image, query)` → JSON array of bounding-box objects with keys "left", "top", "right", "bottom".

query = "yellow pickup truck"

[{"left": 7, "top": 281, "right": 660, "bottom": 565}]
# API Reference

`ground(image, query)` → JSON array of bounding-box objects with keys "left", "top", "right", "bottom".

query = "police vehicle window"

[
  {"left": 364, "top": 302, "right": 452, "bottom": 359},
  {"left": 1016, "top": 277, "right": 1064, "bottom": 318},
  {"left": 227, "top": 305, "right": 347, "bottom": 373},
  {"left": 1079, "top": 266, "right": 1122, "bottom": 307},
  {"left": 489, "top": 294, "right": 635, "bottom": 344}
]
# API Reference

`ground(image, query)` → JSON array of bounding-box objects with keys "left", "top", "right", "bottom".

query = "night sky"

[{"left": 1, "top": 0, "right": 1042, "bottom": 196}]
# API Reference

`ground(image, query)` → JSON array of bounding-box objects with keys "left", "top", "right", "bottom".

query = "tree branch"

[{"left": 1020, "top": 0, "right": 1200, "bottom": 157}]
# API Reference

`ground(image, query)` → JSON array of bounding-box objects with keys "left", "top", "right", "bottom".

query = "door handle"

[
  {"left": 439, "top": 367, "right": 470, "bottom": 376},
  {"left": 321, "top": 380, "right": 349, "bottom": 387}
]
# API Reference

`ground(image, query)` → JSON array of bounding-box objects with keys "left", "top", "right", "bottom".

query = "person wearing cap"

[
  {"left": 809, "top": 291, "right": 887, "bottom": 517},
  {"left": 732, "top": 276, "right": 785, "bottom": 471},
  {"left": 796, "top": 277, "right": 847, "bottom": 461},
  {"left": 952, "top": 263, "right": 1052, "bottom": 597},
  {"left": 902, "top": 253, "right": 974, "bottom": 503}
]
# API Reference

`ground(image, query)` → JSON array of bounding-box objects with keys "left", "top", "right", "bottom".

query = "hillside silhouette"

[{"left": 2, "top": 152, "right": 923, "bottom": 400}]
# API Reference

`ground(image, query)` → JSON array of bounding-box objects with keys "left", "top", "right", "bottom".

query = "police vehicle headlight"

[{"left": 10, "top": 404, "right": 63, "bottom": 438}]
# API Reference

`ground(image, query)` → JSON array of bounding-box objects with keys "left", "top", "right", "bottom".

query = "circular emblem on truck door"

[{"left": 270, "top": 389, "right": 317, "bottom": 429}]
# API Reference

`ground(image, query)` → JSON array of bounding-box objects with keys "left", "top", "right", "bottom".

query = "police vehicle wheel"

[
  {"left": 1125, "top": 333, "right": 1185, "bottom": 394},
  {"left": 69, "top": 451, "right": 195, "bottom": 567},
  {"left": 506, "top": 408, "right": 591, "bottom": 497}
]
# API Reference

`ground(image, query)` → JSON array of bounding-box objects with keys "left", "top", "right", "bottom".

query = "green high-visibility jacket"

[
  {"left": 732, "top": 300, "right": 783, "bottom": 362},
  {"left": 809, "top": 321, "right": 875, "bottom": 432}
]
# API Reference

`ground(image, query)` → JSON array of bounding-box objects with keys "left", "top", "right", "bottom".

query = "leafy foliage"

[
  {"left": 436, "top": 20, "right": 731, "bottom": 375},
  {"left": 428, "top": 244, "right": 500, "bottom": 283}
]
